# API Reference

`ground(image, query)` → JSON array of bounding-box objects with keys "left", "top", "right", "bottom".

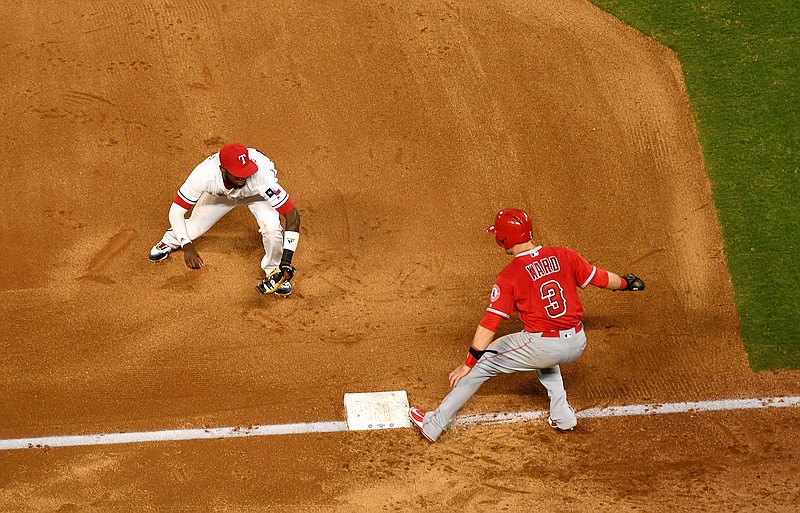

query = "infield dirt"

[{"left": 1, "top": 0, "right": 799, "bottom": 511}]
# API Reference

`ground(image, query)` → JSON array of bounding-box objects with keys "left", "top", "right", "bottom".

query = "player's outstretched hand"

[
  {"left": 449, "top": 364, "right": 472, "bottom": 388},
  {"left": 183, "top": 243, "right": 204, "bottom": 269}
]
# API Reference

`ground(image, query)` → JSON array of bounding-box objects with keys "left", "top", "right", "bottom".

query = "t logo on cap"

[{"left": 220, "top": 142, "right": 259, "bottom": 178}]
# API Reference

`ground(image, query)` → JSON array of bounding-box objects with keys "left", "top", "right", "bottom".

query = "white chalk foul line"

[
  {"left": 0, "top": 421, "right": 348, "bottom": 451},
  {"left": 456, "top": 396, "right": 800, "bottom": 426},
  {"left": 2, "top": 396, "right": 798, "bottom": 451}
]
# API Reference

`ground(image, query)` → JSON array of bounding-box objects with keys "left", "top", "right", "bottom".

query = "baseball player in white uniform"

[{"left": 148, "top": 142, "right": 301, "bottom": 296}]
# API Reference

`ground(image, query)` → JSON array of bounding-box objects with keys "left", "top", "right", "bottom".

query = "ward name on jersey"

[{"left": 486, "top": 245, "right": 597, "bottom": 333}]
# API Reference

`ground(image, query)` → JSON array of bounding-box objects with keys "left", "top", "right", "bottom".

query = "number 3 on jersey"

[{"left": 540, "top": 280, "right": 567, "bottom": 318}]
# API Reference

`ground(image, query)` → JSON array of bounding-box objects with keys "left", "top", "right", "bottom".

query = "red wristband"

[
  {"left": 464, "top": 346, "right": 485, "bottom": 368},
  {"left": 618, "top": 275, "right": 627, "bottom": 290}
]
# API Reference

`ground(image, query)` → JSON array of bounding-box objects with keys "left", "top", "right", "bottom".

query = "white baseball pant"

[{"left": 161, "top": 193, "right": 283, "bottom": 276}]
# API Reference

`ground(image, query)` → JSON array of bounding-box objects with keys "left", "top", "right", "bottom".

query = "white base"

[{"left": 344, "top": 390, "right": 412, "bottom": 431}]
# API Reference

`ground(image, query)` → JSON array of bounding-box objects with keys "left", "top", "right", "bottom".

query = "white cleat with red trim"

[
  {"left": 409, "top": 407, "right": 435, "bottom": 442},
  {"left": 547, "top": 407, "right": 576, "bottom": 432},
  {"left": 547, "top": 416, "right": 574, "bottom": 432}
]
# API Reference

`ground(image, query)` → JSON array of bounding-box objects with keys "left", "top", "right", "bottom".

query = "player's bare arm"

[
  {"left": 592, "top": 269, "right": 646, "bottom": 291},
  {"left": 166, "top": 202, "right": 204, "bottom": 270},
  {"left": 283, "top": 207, "right": 300, "bottom": 233},
  {"left": 606, "top": 272, "right": 624, "bottom": 290},
  {"left": 181, "top": 242, "right": 204, "bottom": 270},
  {"left": 279, "top": 207, "right": 301, "bottom": 281},
  {"left": 450, "top": 325, "right": 496, "bottom": 388}
]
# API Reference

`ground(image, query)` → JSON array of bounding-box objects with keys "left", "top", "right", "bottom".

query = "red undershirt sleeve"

[
  {"left": 173, "top": 193, "right": 193, "bottom": 210},
  {"left": 276, "top": 197, "right": 296, "bottom": 215},
  {"left": 589, "top": 268, "right": 610, "bottom": 288},
  {"left": 479, "top": 311, "right": 503, "bottom": 332}
]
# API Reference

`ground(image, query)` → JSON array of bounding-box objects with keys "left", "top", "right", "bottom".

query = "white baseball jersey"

[{"left": 172, "top": 148, "right": 294, "bottom": 215}]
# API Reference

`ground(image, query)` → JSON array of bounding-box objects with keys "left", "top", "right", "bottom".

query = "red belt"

[{"left": 532, "top": 323, "right": 583, "bottom": 338}]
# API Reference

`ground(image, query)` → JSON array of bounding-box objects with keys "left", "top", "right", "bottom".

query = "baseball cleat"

[
  {"left": 547, "top": 416, "right": 574, "bottom": 432},
  {"left": 274, "top": 281, "right": 292, "bottom": 297},
  {"left": 547, "top": 406, "right": 577, "bottom": 432},
  {"left": 409, "top": 407, "right": 435, "bottom": 442},
  {"left": 149, "top": 241, "right": 172, "bottom": 263}
]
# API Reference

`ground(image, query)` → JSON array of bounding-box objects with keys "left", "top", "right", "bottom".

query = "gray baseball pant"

[{"left": 421, "top": 328, "right": 587, "bottom": 441}]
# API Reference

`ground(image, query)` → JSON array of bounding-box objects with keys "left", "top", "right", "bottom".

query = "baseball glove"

[
  {"left": 257, "top": 264, "right": 297, "bottom": 295},
  {"left": 621, "top": 273, "right": 645, "bottom": 291}
]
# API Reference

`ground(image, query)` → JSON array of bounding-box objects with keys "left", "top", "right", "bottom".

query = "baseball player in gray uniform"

[{"left": 409, "top": 208, "right": 645, "bottom": 441}]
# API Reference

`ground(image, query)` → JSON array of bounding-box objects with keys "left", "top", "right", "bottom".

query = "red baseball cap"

[{"left": 219, "top": 142, "right": 259, "bottom": 178}]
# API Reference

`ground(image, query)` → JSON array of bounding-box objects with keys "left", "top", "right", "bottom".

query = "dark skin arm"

[
  {"left": 283, "top": 207, "right": 301, "bottom": 234},
  {"left": 183, "top": 243, "right": 203, "bottom": 269},
  {"left": 280, "top": 207, "right": 301, "bottom": 280}
]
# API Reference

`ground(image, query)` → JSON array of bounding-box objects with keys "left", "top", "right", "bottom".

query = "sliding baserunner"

[{"left": 409, "top": 208, "right": 645, "bottom": 441}]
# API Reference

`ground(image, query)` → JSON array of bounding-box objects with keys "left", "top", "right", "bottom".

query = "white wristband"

[
  {"left": 283, "top": 231, "right": 300, "bottom": 252},
  {"left": 180, "top": 238, "right": 192, "bottom": 248}
]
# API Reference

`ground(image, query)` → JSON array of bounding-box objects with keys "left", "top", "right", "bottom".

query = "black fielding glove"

[
  {"left": 279, "top": 263, "right": 296, "bottom": 281},
  {"left": 257, "top": 265, "right": 296, "bottom": 295},
  {"left": 621, "top": 274, "right": 645, "bottom": 291}
]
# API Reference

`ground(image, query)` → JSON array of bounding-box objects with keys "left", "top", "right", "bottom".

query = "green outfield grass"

[{"left": 590, "top": 1, "right": 800, "bottom": 370}]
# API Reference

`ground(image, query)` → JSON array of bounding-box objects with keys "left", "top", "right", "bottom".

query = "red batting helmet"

[{"left": 487, "top": 209, "right": 532, "bottom": 249}]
